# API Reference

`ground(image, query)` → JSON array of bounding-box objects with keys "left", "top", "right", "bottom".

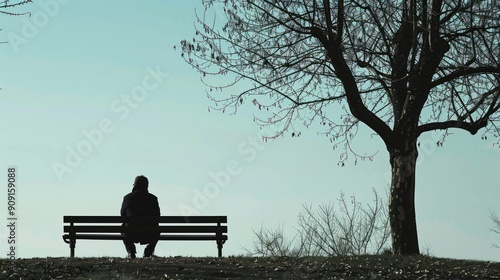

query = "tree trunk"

[{"left": 388, "top": 138, "right": 420, "bottom": 255}]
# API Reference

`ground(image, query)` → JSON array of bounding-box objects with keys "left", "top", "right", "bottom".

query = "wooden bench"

[{"left": 62, "top": 216, "right": 227, "bottom": 258}]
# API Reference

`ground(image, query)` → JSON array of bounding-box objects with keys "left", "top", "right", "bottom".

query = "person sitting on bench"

[{"left": 121, "top": 175, "right": 161, "bottom": 259}]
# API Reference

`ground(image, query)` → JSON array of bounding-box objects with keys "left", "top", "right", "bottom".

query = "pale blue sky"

[{"left": 0, "top": 1, "right": 498, "bottom": 260}]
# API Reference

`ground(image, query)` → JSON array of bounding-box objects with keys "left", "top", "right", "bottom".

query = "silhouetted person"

[{"left": 121, "top": 175, "right": 160, "bottom": 259}]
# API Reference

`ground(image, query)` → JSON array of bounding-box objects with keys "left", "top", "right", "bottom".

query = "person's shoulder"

[
  {"left": 123, "top": 192, "right": 134, "bottom": 199},
  {"left": 148, "top": 192, "right": 159, "bottom": 199}
]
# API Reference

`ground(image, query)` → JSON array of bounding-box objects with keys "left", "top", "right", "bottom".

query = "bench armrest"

[{"left": 62, "top": 235, "right": 71, "bottom": 244}]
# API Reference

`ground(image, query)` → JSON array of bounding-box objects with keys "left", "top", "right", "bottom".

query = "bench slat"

[
  {"left": 64, "top": 225, "right": 227, "bottom": 233},
  {"left": 64, "top": 216, "right": 227, "bottom": 223},
  {"left": 63, "top": 234, "right": 228, "bottom": 241}
]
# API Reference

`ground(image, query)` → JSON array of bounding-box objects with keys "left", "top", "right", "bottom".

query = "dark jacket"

[{"left": 121, "top": 186, "right": 160, "bottom": 243}]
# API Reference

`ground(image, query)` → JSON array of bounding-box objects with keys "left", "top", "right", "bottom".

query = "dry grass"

[{"left": 1, "top": 255, "right": 499, "bottom": 279}]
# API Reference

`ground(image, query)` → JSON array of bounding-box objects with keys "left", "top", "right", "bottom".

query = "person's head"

[{"left": 133, "top": 175, "right": 149, "bottom": 192}]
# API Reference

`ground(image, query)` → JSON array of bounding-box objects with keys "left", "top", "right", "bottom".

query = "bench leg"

[
  {"left": 70, "top": 240, "right": 75, "bottom": 258},
  {"left": 217, "top": 240, "right": 223, "bottom": 258}
]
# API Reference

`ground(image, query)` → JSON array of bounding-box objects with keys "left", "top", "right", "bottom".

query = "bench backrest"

[
  {"left": 63, "top": 216, "right": 227, "bottom": 235},
  {"left": 64, "top": 216, "right": 227, "bottom": 223}
]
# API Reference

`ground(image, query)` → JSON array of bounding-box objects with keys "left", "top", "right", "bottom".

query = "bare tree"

[
  {"left": 1, "top": 0, "right": 32, "bottom": 45},
  {"left": 1, "top": 0, "right": 32, "bottom": 91},
  {"left": 0, "top": 1, "right": 32, "bottom": 16},
  {"left": 246, "top": 190, "right": 390, "bottom": 257},
  {"left": 180, "top": 0, "right": 500, "bottom": 255}
]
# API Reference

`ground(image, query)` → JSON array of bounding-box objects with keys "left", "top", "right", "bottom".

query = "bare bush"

[
  {"left": 247, "top": 223, "right": 302, "bottom": 257},
  {"left": 246, "top": 189, "right": 390, "bottom": 257},
  {"left": 489, "top": 209, "right": 500, "bottom": 249}
]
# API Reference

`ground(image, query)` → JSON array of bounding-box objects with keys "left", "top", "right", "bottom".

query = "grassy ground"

[{"left": 1, "top": 255, "right": 499, "bottom": 279}]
